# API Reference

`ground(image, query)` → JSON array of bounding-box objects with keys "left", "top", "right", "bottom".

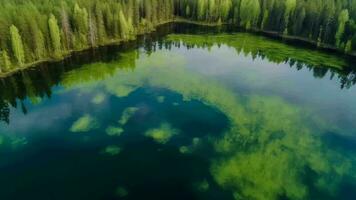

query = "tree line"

[
  {"left": 1, "top": 0, "right": 356, "bottom": 73},
  {"left": 176, "top": 0, "right": 356, "bottom": 52},
  {"left": 0, "top": 0, "right": 174, "bottom": 73}
]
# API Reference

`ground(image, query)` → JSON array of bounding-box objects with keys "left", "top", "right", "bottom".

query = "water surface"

[{"left": 0, "top": 24, "right": 356, "bottom": 200}]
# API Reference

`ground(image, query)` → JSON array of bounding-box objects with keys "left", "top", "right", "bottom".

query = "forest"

[{"left": 0, "top": 0, "right": 356, "bottom": 73}]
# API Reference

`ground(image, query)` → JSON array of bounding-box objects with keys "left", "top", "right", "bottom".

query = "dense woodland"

[{"left": 0, "top": 0, "right": 356, "bottom": 73}]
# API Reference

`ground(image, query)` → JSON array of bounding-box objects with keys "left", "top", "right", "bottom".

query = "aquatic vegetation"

[
  {"left": 194, "top": 179, "right": 210, "bottom": 192},
  {"left": 11, "top": 137, "right": 28, "bottom": 147},
  {"left": 179, "top": 138, "right": 201, "bottom": 154},
  {"left": 119, "top": 107, "right": 139, "bottom": 125},
  {"left": 104, "top": 145, "right": 121, "bottom": 156},
  {"left": 91, "top": 93, "right": 106, "bottom": 104},
  {"left": 105, "top": 126, "right": 124, "bottom": 137},
  {"left": 157, "top": 96, "right": 165, "bottom": 103},
  {"left": 115, "top": 186, "right": 128, "bottom": 197},
  {"left": 109, "top": 84, "right": 138, "bottom": 98},
  {"left": 0, "top": 135, "right": 28, "bottom": 150},
  {"left": 179, "top": 146, "right": 190, "bottom": 154},
  {"left": 211, "top": 96, "right": 354, "bottom": 200},
  {"left": 145, "top": 123, "right": 179, "bottom": 144},
  {"left": 70, "top": 114, "right": 99, "bottom": 133}
]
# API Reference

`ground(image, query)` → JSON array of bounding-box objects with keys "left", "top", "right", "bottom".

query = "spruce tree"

[
  {"left": 335, "top": 9, "right": 349, "bottom": 48},
  {"left": 0, "top": 50, "right": 12, "bottom": 71},
  {"left": 10, "top": 25, "right": 25, "bottom": 65},
  {"left": 48, "top": 14, "right": 62, "bottom": 58}
]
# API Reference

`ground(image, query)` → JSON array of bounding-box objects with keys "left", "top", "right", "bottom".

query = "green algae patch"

[
  {"left": 91, "top": 93, "right": 106, "bottom": 104},
  {"left": 156, "top": 96, "right": 165, "bottom": 103},
  {"left": 145, "top": 123, "right": 178, "bottom": 144},
  {"left": 70, "top": 114, "right": 99, "bottom": 133},
  {"left": 179, "top": 146, "right": 190, "bottom": 154},
  {"left": 119, "top": 107, "right": 139, "bottom": 125},
  {"left": 106, "top": 126, "right": 124, "bottom": 136},
  {"left": 104, "top": 145, "right": 121, "bottom": 156},
  {"left": 194, "top": 179, "right": 210, "bottom": 192},
  {"left": 110, "top": 84, "right": 137, "bottom": 98},
  {"left": 115, "top": 186, "right": 128, "bottom": 197},
  {"left": 179, "top": 138, "right": 201, "bottom": 154},
  {"left": 11, "top": 137, "right": 28, "bottom": 146}
]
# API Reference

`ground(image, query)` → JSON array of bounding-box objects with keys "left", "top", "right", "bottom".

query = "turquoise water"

[{"left": 0, "top": 24, "right": 356, "bottom": 200}]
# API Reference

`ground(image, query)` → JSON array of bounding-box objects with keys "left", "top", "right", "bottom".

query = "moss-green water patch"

[
  {"left": 157, "top": 96, "right": 165, "bottom": 103},
  {"left": 144, "top": 123, "right": 179, "bottom": 144},
  {"left": 119, "top": 107, "right": 139, "bottom": 125},
  {"left": 110, "top": 84, "right": 138, "bottom": 98},
  {"left": 70, "top": 114, "right": 99, "bottom": 133},
  {"left": 103, "top": 145, "right": 121, "bottom": 156},
  {"left": 105, "top": 126, "right": 124, "bottom": 136},
  {"left": 194, "top": 179, "right": 210, "bottom": 192},
  {"left": 91, "top": 93, "right": 106, "bottom": 104},
  {"left": 115, "top": 186, "right": 128, "bottom": 197},
  {"left": 179, "top": 146, "right": 190, "bottom": 154}
]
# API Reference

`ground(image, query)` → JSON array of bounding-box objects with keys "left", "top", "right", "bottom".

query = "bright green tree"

[
  {"left": 48, "top": 14, "right": 62, "bottom": 58},
  {"left": 240, "top": 0, "right": 260, "bottom": 29},
  {"left": 10, "top": 25, "right": 25, "bottom": 65},
  {"left": 0, "top": 50, "right": 11, "bottom": 71},
  {"left": 335, "top": 9, "right": 349, "bottom": 48},
  {"left": 119, "top": 9, "right": 130, "bottom": 39},
  {"left": 283, "top": 0, "right": 296, "bottom": 35}
]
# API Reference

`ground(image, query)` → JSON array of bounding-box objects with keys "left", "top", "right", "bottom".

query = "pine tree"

[
  {"left": 283, "top": 0, "right": 296, "bottom": 35},
  {"left": 335, "top": 9, "right": 349, "bottom": 48},
  {"left": 119, "top": 9, "right": 130, "bottom": 39},
  {"left": 345, "top": 40, "right": 352, "bottom": 53},
  {"left": 0, "top": 50, "right": 12, "bottom": 71},
  {"left": 48, "top": 14, "right": 62, "bottom": 58},
  {"left": 88, "top": 12, "right": 97, "bottom": 47},
  {"left": 197, "top": 0, "right": 207, "bottom": 20},
  {"left": 61, "top": 5, "right": 73, "bottom": 50},
  {"left": 73, "top": 3, "right": 89, "bottom": 48},
  {"left": 10, "top": 25, "right": 25, "bottom": 65},
  {"left": 95, "top": 3, "right": 107, "bottom": 43},
  {"left": 240, "top": 0, "right": 260, "bottom": 29}
]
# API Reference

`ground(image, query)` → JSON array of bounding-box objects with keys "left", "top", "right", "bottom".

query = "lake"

[{"left": 0, "top": 23, "right": 356, "bottom": 200}]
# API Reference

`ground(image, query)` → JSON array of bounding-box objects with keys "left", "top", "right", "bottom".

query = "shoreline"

[{"left": 1, "top": 19, "right": 355, "bottom": 78}]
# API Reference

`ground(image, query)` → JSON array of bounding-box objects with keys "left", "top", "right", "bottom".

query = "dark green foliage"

[
  {"left": 0, "top": 0, "right": 175, "bottom": 70},
  {"left": 178, "top": 0, "right": 356, "bottom": 52}
]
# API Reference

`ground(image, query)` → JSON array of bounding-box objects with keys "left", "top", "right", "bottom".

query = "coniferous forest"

[{"left": 0, "top": 0, "right": 356, "bottom": 73}]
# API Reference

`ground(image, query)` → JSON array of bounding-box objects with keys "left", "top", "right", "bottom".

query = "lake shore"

[{"left": 1, "top": 18, "right": 355, "bottom": 78}]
